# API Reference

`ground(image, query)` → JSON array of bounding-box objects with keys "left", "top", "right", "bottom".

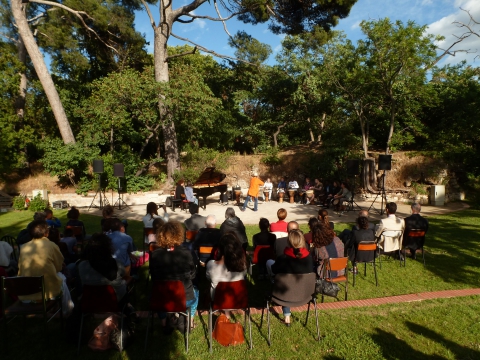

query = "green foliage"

[
  {"left": 75, "top": 177, "right": 94, "bottom": 196},
  {"left": 28, "top": 194, "right": 48, "bottom": 212},
  {"left": 39, "top": 138, "right": 99, "bottom": 187},
  {"left": 174, "top": 146, "right": 233, "bottom": 183},
  {"left": 228, "top": 31, "right": 272, "bottom": 64},
  {"left": 410, "top": 182, "right": 429, "bottom": 196},
  {"left": 261, "top": 147, "right": 282, "bottom": 166},
  {"left": 12, "top": 195, "right": 27, "bottom": 211}
]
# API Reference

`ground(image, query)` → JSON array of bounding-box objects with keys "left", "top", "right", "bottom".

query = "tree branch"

[
  {"left": 165, "top": 47, "right": 197, "bottom": 61},
  {"left": 214, "top": 0, "right": 234, "bottom": 40},
  {"left": 140, "top": 0, "right": 156, "bottom": 29},
  {"left": 171, "top": 0, "right": 209, "bottom": 21},
  {"left": 170, "top": 32, "right": 257, "bottom": 66},
  {"left": 31, "top": 0, "right": 119, "bottom": 53}
]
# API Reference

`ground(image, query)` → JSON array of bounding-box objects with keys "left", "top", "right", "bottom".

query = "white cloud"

[
  {"left": 351, "top": 20, "right": 361, "bottom": 30},
  {"left": 426, "top": 1, "right": 480, "bottom": 65},
  {"left": 273, "top": 44, "right": 282, "bottom": 53},
  {"left": 421, "top": 0, "right": 433, "bottom": 5}
]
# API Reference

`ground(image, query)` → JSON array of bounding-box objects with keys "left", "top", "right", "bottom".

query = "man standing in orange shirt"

[{"left": 241, "top": 172, "right": 264, "bottom": 212}]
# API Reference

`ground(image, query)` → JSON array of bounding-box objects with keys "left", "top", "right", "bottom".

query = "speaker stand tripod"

[
  {"left": 88, "top": 174, "right": 110, "bottom": 210},
  {"left": 113, "top": 177, "right": 129, "bottom": 210},
  {"left": 368, "top": 172, "right": 388, "bottom": 215},
  {"left": 348, "top": 175, "right": 363, "bottom": 211}
]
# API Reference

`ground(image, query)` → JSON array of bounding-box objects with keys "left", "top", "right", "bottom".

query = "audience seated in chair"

[
  {"left": 403, "top": 203, "right": 429, "bottom": 259},
  {"left": 18, "top": 220, "right": 65, "bottom": 302},
  {"left": 206, "top": 233, "right": 247, "bottom": 303},
  {"left": 375, "top": 202, "right": 405, "bottom": 257},
  {"left": 193, "top": 215, "right": 222, "bottom": 265},
  {"left": 149, "top": 221, "right": 198, "bottom": 330},
  {"left": 348, "top": 216, "right": 376, "bottom": 273},
  {"left": 266, "top": 229, "right": 313, "bottom": 326},
  {"left": 220, "top": 208, "right": 248, "bottom": 250},
  {"left": 310, "top": 221, "right": 344, "bottom": 279},
  {"left": 270, "top": 208, "right": 288, "bottom": 233},
  {"left": 106, "top": 218, "right": 137, "bottom": 276}
]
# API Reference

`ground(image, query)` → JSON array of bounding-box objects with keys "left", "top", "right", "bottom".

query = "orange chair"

[
  {"left": 402, "top": 229, "right": 426, "bottom": 267},
  {"left": 198, "top": 246, "right": 215, "bottom": 266},
  {"left": 352, "top": 242, "right": 378, "bottom": 287},
  {"left": 185, "top": 230, "right": 198, "bottom": 241},
  {"left": 77, "top": 285, "right": 125, "bottom": 354},
  {"left": 144, "top": 280, "right": 191, "bottom": 353},
  {"left": 209, "top": 280, "right": 251, "bottom": 352},
  {"left": 322, "top": 257, "right": 348, "bottom": 302}
]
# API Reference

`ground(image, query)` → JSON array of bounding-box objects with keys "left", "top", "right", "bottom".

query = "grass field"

[{"left": 1, "top": 206, "right": 480, "bottom": 359}]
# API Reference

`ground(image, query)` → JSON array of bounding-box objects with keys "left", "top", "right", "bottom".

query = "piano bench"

[{"left": 169, "top": 196, "right": 183, "bottom": 212}]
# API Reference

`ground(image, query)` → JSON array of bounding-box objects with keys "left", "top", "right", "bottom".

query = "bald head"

[
  {"left": 205, "top": 215, "right": 216, "bottom": 228},
  {"left": 358, "top": 210, "right": 369, "bottom": 218},
  {"left": 287, "top": 221, "right": 299, "bottom": 232}
]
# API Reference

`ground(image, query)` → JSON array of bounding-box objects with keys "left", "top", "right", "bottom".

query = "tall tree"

[{"left": 139, "top": 0, "right": 357, "bottom": 179}]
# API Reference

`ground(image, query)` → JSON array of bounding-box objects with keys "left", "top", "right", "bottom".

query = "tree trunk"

[
  {"left": 306, "top": 117, "right": 314, "bottom": 142},
  {"left": 317, "top": 113, "right": 326, "bottom": 143},
  {"left": 386, "top": 93, "right": 395, "bottom": 154},
  {"left": 273, "top": 121, "right": 288, "bottom": 147},
  {"left": 15, "top": 34, "right": 27, "bottom": 120},
  {"left": 11, "top": 0, "right": 75, "bottom": 144},
  {"left": 154, "top": 8, "right": 179, "bottom": 182}
]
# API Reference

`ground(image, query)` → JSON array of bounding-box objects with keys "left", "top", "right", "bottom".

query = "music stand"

[
  {"left": 114, "top": 177, "right": 129, "bottom": 210},
  {"left": 368, "top": 172, "right": 388, "bottom": 215},
  {"left": 88, "top": 173, "right": 110, "bottom": 210}
]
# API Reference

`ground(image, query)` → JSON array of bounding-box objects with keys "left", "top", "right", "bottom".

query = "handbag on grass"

[
  {"left": 315, "top": 279, "right": 340, "bottom": 298},
  {"left": 212, "top": 314, "right": 245, "bottom": 347}
]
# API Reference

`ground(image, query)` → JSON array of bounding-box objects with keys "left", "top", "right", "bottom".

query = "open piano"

[{"left": 192, "top": 167, "right": 228, "bottom": 209}]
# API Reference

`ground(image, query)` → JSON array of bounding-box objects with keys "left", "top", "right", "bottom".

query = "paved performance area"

[{"left": 83, "top": 195, "right": 469, "bottom": 226}]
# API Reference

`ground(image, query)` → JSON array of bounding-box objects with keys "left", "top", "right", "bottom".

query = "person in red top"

[
  {"left": 270, "top": 208, "right": 288, "bottom": 232},
  {"left": 241, "top": 172, "right": 264, "bottom": 212}
]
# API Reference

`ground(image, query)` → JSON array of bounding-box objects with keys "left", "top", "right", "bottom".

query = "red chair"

[
  {"left": 1, "top": 275, "right": 63, "bottom": 350},
  {"left": 208, "top": 280, "right": 252, "bottom": 353},
  {"left": 77, "top": 285, "right": 125, "bottom": 355},
  {"left": 144, "top": 280, "right": 190, "bottom": 353},
  {"left": 402, "top": 229, "right": 427, "bottom": 267},
  {"left": 185, "top": 230, "right": 198, "bottom": 241},
  {"left": 248, "top": 245, "right": 274, "bottom": 277}
]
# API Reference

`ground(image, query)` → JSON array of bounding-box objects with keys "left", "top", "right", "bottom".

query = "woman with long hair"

[
  {"left": 149, "top": 221, "right": 198, "bottom": 329},
  {"left": 267, "top": 229, "right": 313, "bottom": 326},
  {"left": 142, "top": 202, "right": 168, "bottom": 228},
  {"left": 318, "top": 209, "right": 334, "bottom": 230},
  {"left": 78, "top": 233, "right": 128, "bottom": 304},
  {"left": 310, "top": 221, "right": 344, "bottom": 278},
  {"left": 206, "top": 232, "right": 247, "bottom": 300}
]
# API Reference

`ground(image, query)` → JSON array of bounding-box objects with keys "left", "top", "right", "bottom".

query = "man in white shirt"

[{"left": 375, "top": 202, "right": 405, "bottom": 258}]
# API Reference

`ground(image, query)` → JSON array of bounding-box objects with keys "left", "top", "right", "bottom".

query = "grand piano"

[{"left": 192, "top": 167, "right": 228, "bottom": 209}]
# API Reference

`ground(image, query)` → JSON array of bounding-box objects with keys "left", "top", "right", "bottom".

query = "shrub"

[
  {"left": 12, "top": 195, "right": 27, "bottom": 210},
  {"left": 29, "top": 194, "right": 49, "bottom": 212}
]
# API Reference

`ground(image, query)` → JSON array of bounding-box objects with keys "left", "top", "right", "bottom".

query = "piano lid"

[{"left": 193, "top": 167, "right": 226, "bottom": 186}]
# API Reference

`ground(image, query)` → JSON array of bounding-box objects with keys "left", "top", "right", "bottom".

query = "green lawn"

[{"left": 1, "top": 207, "right": 480, "bottom": 359}]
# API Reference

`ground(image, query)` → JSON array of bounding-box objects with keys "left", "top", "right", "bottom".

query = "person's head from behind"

[
  {"left": 311, "top": 221, "right": 335, "bottom": 248},
  {"left": 318, "top": 209, "right": 330, "bottom": 224},
  {"left": 276, "top": 208, "right": 287, "bottom": 221},
  {"left": 308, "top": 217, "right": 319, "bottom": 230},
  {"left": 33, "top": 211, "right": 46, "bottom": 221},
  {"left": 259, "top": 218, "right": 270, "bottom": 232},
  {"left": 357, "top": 216, "right": 369, "bottom": 230},
  {"left": 64, "top": 228, "right": 74, "bottom": 238},
  {"left": 110, "top": 218, "right": 125, "bottom": 233},
  {"left": 411, "top": 203, "right": 421, "bottom": 214},
  {"left": 30, "top": 220, "right": 49, "bottom": 240},
  {"left": 287, "top": 221, "right": 299, "bottom": 232},
  {"left": 84, "top": 233, "right": 113, "bottom": 263},
  {"left": 288, "top": 229, "right": 306, "bottom": 258},
  {"left": 146, "top": 202, "right": 158, "bottom": 216},
  {"left": 225, "top": 207, "right": 236, "bottom": 219},
  {"left": 217, "top": 233, "right": 246, "bottom": 272},
  {"left": 152, "top": 217, "right": 165, "bottom": 234},
  {"left": 189, "top": 204, "right": 198, "bottom": 215},
  {"left": 386, "top": 202, "right": 397, "bottom": 215},
  {"left": 205, "top": 215, "right": 216, "bottom": 228},
  {"left": 102, "top": 218, "right": 114, "bottom": 233},
  {"left": 358, "top": 210, "right": 369, "bottom": 219},
  {"left": 44, "top": 208, "right": 53, "bottom": 219},
  {"left": 47, "top": 227, "right": 60, "bottom": 244},
  {"left": 102, "top": 205, "right": 115, "bottom": 219},
  {"left": 67, "top": 206, "right": 80, "bottom": 220},
  {"left": 157, "top": 220, "right": 184, "bottom": 248}
]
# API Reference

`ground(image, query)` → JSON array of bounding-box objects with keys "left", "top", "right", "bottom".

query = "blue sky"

[{"left": 134, "top": 0, "right": 480, "bottom": 66}]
